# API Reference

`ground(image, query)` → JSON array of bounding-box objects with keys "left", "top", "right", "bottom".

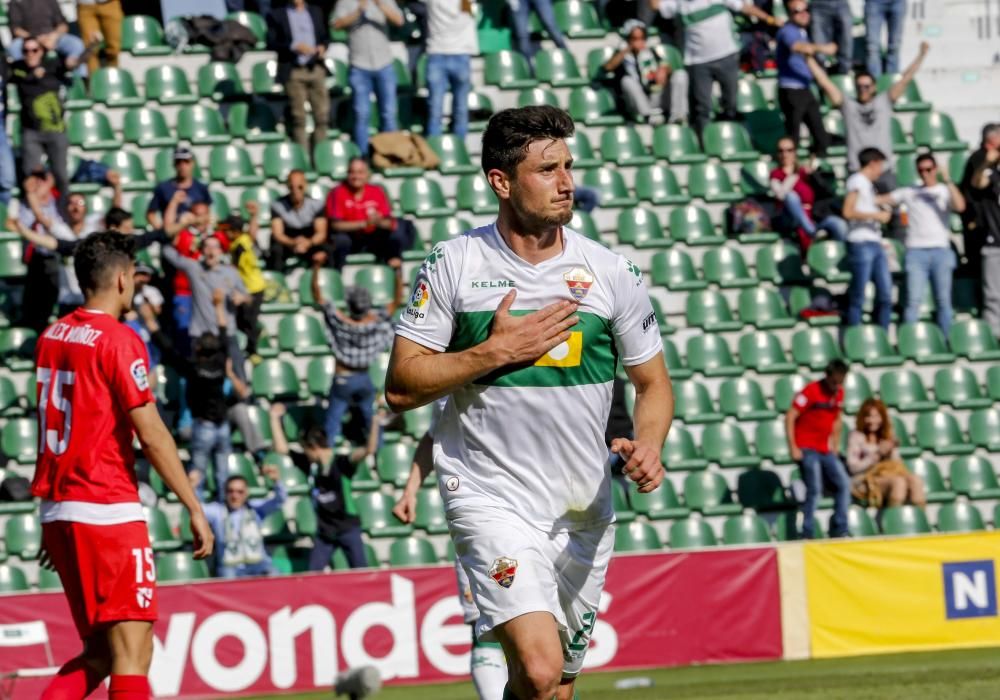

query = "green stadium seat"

[
  {"left": 880, "top": 505, "right": 931, "bottom": 536},
  {"left": 260, "top": 509, "right": 295, "bottom": 543},
  {"left": 314, "top": 139, "right": 362, "bottom": 180},
  {"left": 349, "top": 455, "right": 381, "bottom": 491},
  {"left": 89, "top": 67, "right": 143, "bottom": 107},
  {"left": 456, "top": 175, "right": 499, "bottom": 215},
  {"left": 890, "top": 117, "right": 915, "bottom": 154},
  {"left": 586, "top": 46, "right": 616, "bottom": 82},
  {"left": 600, "top": 126, "right": 654, "bottom": 166},
  {"left": 210, "top": 145, "right": 264, "bottom": 186},
  {"left": 756, "top": 240, "right": 808, "bottom": 284},
  {"left": 270, "top": 545, "right": 311, "bottom": 574},
  {"left": 517, "top": 86, "right": 561, "bottom": 108},
  {"left": 702, "top": 422, "right": 761, "bottom": 469},
  {"left": 251, "top": 60, "right": 282, "bottom": 96},
  {"left": 0, "top": 564, "right": 29, "bottom": 592},
  {"left": 754, "top": 417, "right": 793, "bottom": 465},
  {"left": 0, "top": 327, "right": 37, "bottom": 370},
  {"left": 846, "top": 505, "right": 878, "bottom": 537},
  {"left": 719, "top": 378, "right": 778, "bottom": 421},
  {"left": 969, "top": 408, "right": 1000, "bottom": 451},
  {"left": 722, "top": 514, "right": 772, "bottom": 545},
  {"left": 735, "top": 79, "right": 769, "bottom": 113},
  {"left": 553, "top": 0, "right": 606, "bottom": 38},
  {"left": 687, "top": 162, "right": 742, "bottom": 203},
  {"left": 68, "top": 111, "right": 122, "bottom": 150},
  {"left": 484, "top": 51, "right": 537, "bottom": 90},
  {"left": 38, "top": 567, "right": 62, "bottom": 590},
  {"left": 0, "top": 239, "right": 27, "bottom": 278},
  {"left": 891, "top": 416, "right": 921, "bottom": 459},
  {"left": 122, "top": 108, "right": 175, "bottom": 148},
  {"left": 209, "top": 190, "right": 231, "bottom": 220},
  {"left": 612, "top": 479, "right": 636, "bottom": 523},
  {"left": 895, "top": 156, "right": 919, "bottom": 187},
  {"left": 389, "top": 537, "right": 438, "bottom": 566},
  {"left": 306, "top": 356, "right": 334, "bottom": 396},
  {"left": 950, "top": 319, "right": 1000, "bottom": 361},
  {"left": 702, "top": 122, "right": 759, "bottom": 162},
  {"left": 415, "top": 488, "right": 449, "bottom": 534},
  {"left": 357, "top": 492, "right": 414, "bottom": 537},
  {"left": 662, "top": 425, "right": 708, "bottom": 470},
  {"left": 843, "top": 325, "right": 903, "bottom": 367},
  {"left": 684, "top": 471, "right": 741, "bottom": 516},
  {"left": 568, "top": 86, "right": 624, "bottom": 126},
  {"left": 630, "top": 479, "right": 689, "bottom": 519},
  {"left": 564, "top": 133, "right": 601, "bottom": 169},
  {"left": 145, "top": 507, "right": 181, "bottom": 551},
  {"left": 907, "top": 457, "right": 955, "bottom": 503},
  {"left": 332, "top": 543, "right": 380, "bottom": 570},
  {"left": 353, "top": 266, "right": 397, "bottom": 307},
  {"left": 743, "top": 109, "right": 787, "bottom": 154},
  {"left": 947, "top": 151, "right": 969, "bottom": 183},
  {"left": 263, "top": 142, "right": 314, "bottom": 182},
  {"left": 227, "top": 100, "right": 284, "bottom": 143},
  {"left": 652, "top": 124, "right": 706, "bottom": 164},
  {"left": 144, "top": 65, "right": 199, "bottom": 105},
  {"left": 252, "top": 359, "right": 303, "bottom": 401},
  {"left": 987, "top": 367, "right": 1000, "bottom": 401},
  {"left": 426, "top": 135, "right": 478, "bottom": 175},
  {"left": 277, "top": 314, "right": 328, "bottom": 355},
  {"left": 738, "top": 288, "right": 795, "bottom": 330},
  {"left": 122, "top": 16, "right": 172, "bottom": 56},
  {"left": 912, "top": 112, "right": 967, "bottom": 152},
  {"left": 738, "top": 160, "right": 773, "bottom": 198},
  {"left": 259, "top": 267, "right": 297, "bottom": 312},
  {"left": 581, "top": 168, "right": 637, "bottom": 208},
  {"left": 668, "top": 517, "right": 718, "bottom": 549},
  {"left": 299, "top": 268, "right": 344, "bottom": 305},
  {"left": 466, "top": 91, "right": 495, "bottom": 131},
  {"left": 198, "top": 62, "right": 246, "bottom": 100},
  {"left": 400, "top": 178, "right": 456, "bottom": 218},
  {"left": 791, "top": 328, "right": 842, "bottom": 370},
  {"left": 261, "top": 454, "right": 309, "bottom": 496},
  {"left": 915, "top": 412, "right": 974, "bottom": 456},
  {"left": 156, "top": 552, "right": 211, "bottom": 582},
  {"left": 843, "top": 371, "right": 873, "bottom": 413},
  {"left": 650, "top": 250, "right": 705, "bottom": 291},
  {"left": 653, "top": 43, "right": 684, "bottom": 70},
  {"left": 2, "top": 418, "right": 37, "bottom": 464},
  {"left": 807, "top": 240, "right": 849, "bottom": 282},
  {"left": 876, "top": 74, "right": 930, "bottom": 111},
  {"left": 897, "top": 322, "right": 955, "bottom": 364},
  {"left": 703, "top": 248, "right": 755, "bottom": 288},
  {"left": 614, "top": 521, "right": 662, "bottom": 552},
  {"left": 429, "top": 216, "right": 474, "bottom": 245},
  {"left": 879, "top": 370, "right": 936, "bottom": 412},
  {"left": 949, "top": 456, "right": 1000, "bottom": 499},
  {"left": 685, "top": 290, "right": 741, "bottom": 332},
  {"left": 669, "top": 205, "right": 724, "bottom": 246},
  {"left": 177, "top": 104, "right": 230, "bottom": 145},
  {"left": 634, "top": 164, "right": 689, "bottom": 205},
  {"left": 738, "top": 331, "right": 796, "bottom": 375},
  {"left": 662, "top": 338, "right": 692, "bottom": 380},
  {"left": 0, "top": 376, "right": 20, "bottom": 415},
  {"left": 685, "top": 335, "right": 743, "bottom": 377},
  {"left": 534, "top": 48, "right": 588, "bottom": 87},
  {"left": 934, "top": 367, "right": 992, "bottom": 410},
  {"left": 936, "top": 502, "right": 985, "bottom": 533},
  {"left": 673, "top": 381, "right": 723, "bottom": 425},
  {"left": 376, "top": 443, "right": 415, "bottom": 487},
  {"left": 737, "top": 468, "right": 791, "bottom": 510},
  {"left": 4, "top": 514, "right": 41, "bottom": 559},
  {"left": 226, "top": 10, "right": 267, "bottom": 46},
  {"left": 616, "top": 208, "right": 669, "bottom": 248}
]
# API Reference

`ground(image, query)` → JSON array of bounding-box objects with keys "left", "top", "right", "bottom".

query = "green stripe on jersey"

[
  {"left": 680, "top": 3, "right": 730, "bottom": 26},
  {"left": 449, "top": 310, "right": 617, "bottom": 388}
]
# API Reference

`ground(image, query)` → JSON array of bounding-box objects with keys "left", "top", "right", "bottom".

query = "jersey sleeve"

[
  {"left": 611, "top": 256, "right": 663, "bottom": 367},
  {"left": 101, "top": 329, "right": 155, "bottom": 413},
  {"left": 657, "top": 0, "right": 679, "bottom": 18},
  {"left": 792, "top": 386, "right": 814, "bottom": 412},
  {"left": 395, "top": 240, "right": 462, "bottom": 352}
]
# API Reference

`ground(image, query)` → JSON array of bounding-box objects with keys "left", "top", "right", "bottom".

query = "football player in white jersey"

[{"left": 386, "top": 105, "right": 673, "bottom": 700}]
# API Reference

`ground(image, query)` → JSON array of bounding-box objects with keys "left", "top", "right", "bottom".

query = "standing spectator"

[
  {"left": 8, "top": 0, "right": 87, "bottom": 74},
  {"left": 602, "top": 19, "right": 688, "bottom": 125},
  {"left": 0, "top": 41, "right": 15, "bottom": 207},
  {"left": 76, "top": 0, "right": 124, "bottom": 75},
  {"left": 809, "top": 0, "right": 853, "bottom": 74},
  {"left": 269, "top": 169, "right": 331, "bottom": 269},
  {"left": 146, "top": 147, "right": 212, "bottom": 229},
  {"left": 785, "top": 359, "right": 852, "bottom": 539},
  {"left": 267, "top": 0, "right": 331, "bottom": 157},
  {"left": 424, "top": 0, "right": 477, "bottom": 138},
  {"left": 770, "top": 136, "right": 847, "bottom": 245},
  {"left": 326, "top": 158, "right": 405, "bottom": 270},
  {"left": 311, "top": 260, "right": 398, "bottom": 448},
  {"left": 846, "top": 398, "right": 926, "bottom": 508},
  {"left": 653, "top": 0, "right": 781, "bottom": 140},
  {"left": 775, "top": 2, "right": 835, "bottom": 156},
  {"left": 888, "top": 153, "right": 965, "bottom": 336},
  {"left": 508, "top": 0, "right": 568, "bottom": 63},
  {"left": 843, "top": 147, "right": 893, "bottom": 328},
  {"left": 269, "top": 403, "right": 369, "bottom": 570},
  {"left": 804, "top": 42, "right": 929, "bottom": 190},
  {"left": 960, "top": 123, "right": 1000, "bottom": 290},
  {"left": 165, "top": 198, "right": 213, "bottom": 356},
  {"left": 864, "top": 0, "right": 906, "bottom": 78},
  {"left": 967, "top": 137, "right": 1000, "bottom": 339},
  {"left": 332, "top": 0, "right": 405, "bottom": 155},
  {"left": 220, "top": 206, "right": 267, "bottom": 363},
  {"left": 124, "top": 264, "right": 164, "bottom": 386}
]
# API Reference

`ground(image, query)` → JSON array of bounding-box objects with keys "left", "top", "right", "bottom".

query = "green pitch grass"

[{"left": 250, "top": 646, "right": 1000, "bottom": 700}]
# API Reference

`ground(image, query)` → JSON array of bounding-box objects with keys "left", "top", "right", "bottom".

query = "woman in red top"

[{"left": 770, "top": 136, "right": 847, "bottom": 248}]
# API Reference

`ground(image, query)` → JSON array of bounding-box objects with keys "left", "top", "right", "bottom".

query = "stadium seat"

[
  {"left": 669, "top": 206, "right": 724, "bottom": 246},
  {"left": 687, "top": 163, "right": 742, "bottom": 203},
  {"left": 879, "top": 370, "right": 936, "bottom": 412},
  {"left": 262, "top": 453, "right": 309, "bottom": 496},
  {"left": 484, "top": 51, "right": 537, "bottom": 90},
  {"left": 415, "top": 488, "right": 449, "bottom": 534},
  {"left": 2, "top": 418, "right": 37, "bottom": 464},
  {"left": 987, "top": 366, "right": 1000, "bottom": 401},
  {"left": 156, "top": 553, "right": 211, "bottom": 582},
  {"left": 0, "top": 239, "right": 27, "bottom": 279},
  {"left": 843, "top": 325, "right": 903, "bottom": 367},
  {"left": 936, "top": 502, "right": 985, "bottom": 533},
  {"left": 738, "top": 160, "right": 772, "bottom": 200},
  {"left": 332, "top": 543, "right": 380, "bottom": 570},
  {"left": 703, "top": 248, "right": 755, "bottom": 288},
  {"left": 122, "top": 108, "right": 175, "bottom": 148},
  {"left": 755, "top": 419, "right": 794, "bottom": 465},
  {"left": 685, "top": 290, "right": 741, "bottom": 332},
  {"left": 0, "top": 327, "right": 37, "bottom": 370},
  {"left": 586, "top": 46, "right": 616, "bottom": 82},
  {"left": 4, "top": 514, "right": 40, "bottom": 559},
  {"left": 277, "top": 314, "right": 327, "bottom": 356},
  {"left": 701, "top": 422, "right": 761, "bottom": 469},
  {"left": 400, "top": 178, "right": 455, "bottom": 218},
  {"left": 842, "top": 372, "right": 873, "bottom": 414},
  {"left": 89, "top": 67, "right": 143, "bottom": 107},
  {"left": 357, "top": 492, "right": 414, "bottom": 537},
  {"left": 0, "top": 564, "right": 29, "bottom": 592},
  {"left": 553, "top": 0, "right": 606, "bottom": 38},
  {"left": 683, "top": 472, "right": 741, "bottom": 516},
  {"left": 789, "top": 286, "right": 840, "bottom": 324},
  {"left": 251, "top": 60, "right": 281, "bottom": 96},
  {"left": 791, "top": 328, "right": 842, "bottom": 370},
  {"left": 456, "top": 175, "right": 499, "bottom": 214},
  {"left": 177, "top": 105, "right": 230, "bottom": 145},
  {"left": 263, "top": 142, "right": 314, "bottom": 182},
  {"left": 634, "top": 164, "right": 689, "bottom": 205},
  {"left": 612, "top": 479, "right": 636, "bottom": 523},
  {"left": 260, "top": 509, "right": 295, "bottom": 544},
  {"left": 227, "top": 100, "right": 284, "bottom": 143},
  {"left": 774, "top": 375, "right": 808, "bottom": 413},
  {"left": 630, "top": 479, "right": 689, "bottom": 519},
  {"left": 897, "top": 322, "right": 955, "bottom": 364},
  {"left": 252, "top": 359, "right": 303, "bottom": 401},
  {"left": 652, "top": 124, "right": 706, "bottom": 164},
  {"left": 889, "top": 416, "right": 920, "bottom": 459},
  {"left": 950, "top": 319, "right": 1000, "bottom": 361},
  {"left": 314, "top": 139, "right": 362, "bottom": 180},
  {"left": 722, "top": 514, "right": 772, "bottom": 545},
  {"left": 568, "top": 86, "right": 624, "bottom": 126},
  {"left": 661, "top": 425, "right": 708, "bottom": 471},
  {"left": 668, "top": 517, "right": 718, "bottom": 549},
  {"left": 845, "top": 505, "right": 878, "bottom": 537},
  {"left": 906, "top": 458, "right": 955, "bottom": 503},
  {"left": 389, "top": 537, "right": 438, "bottom": 566},
  {"left": 144, "top": 65, "right": 199, "bottom": 105},
  {"left": 934, "top": 367, "right": 992, "bottom": 410},
  {"left": 685, "top": 335, "right": 743, "bottom": 377},
  {"left": 534, "top": 48, "right": 588, "bottom": 87},
  {"left": 564, "top": 133, "right": 601, "bottom": 169},
  {"left": 270, "top": 545, "right": 311, "bottom": 574},
  {"left": 210, "top": 145, "right": 264, "bottom": 186},
  {"left": 517, "top": 86, "right": 561, "bottom": 108},
  {"left": 122, "top": 15, "right": 172, "bottom": 56},
  {"left": 702, "top": 122, "right": 759, "bottom": 162},
  {"left": 198, "top": 62, "right": 246, "bottom": 100},
  {"left": 890, "top": 117, "right": 915, "bottom": 154},
  {"left": 949, "top": 456, "right": 1000, "bottom": 499},
  {"left": 581, "top": 168, "right": 637, "bottom": 208},
  {"left": 737, "top": 468, "right": 791, "bottom": 510},
  {"left": 614, "top": 521, "right": 662, "bottom": 552},
  {"left": 719, "top": 378, "right": 778, "bottom": 421},
  {"left": 756, "top": 240, "right": 808, "bottom": 284},
  {"left": 600, "top": 126, "right": 654, "bottom": 167},
  {"left": 299, "top": 269, "right": 344, "bottom": 306},
  {"left": 912, "top": 112, "right": 967, "bottom": 152},
  {"left": 352, "top": 266, "right": 397, "bottom": 307},
  {"left": 915, "top": 412, "right": 974, "bottom": 456},
  {"left": 662, "top": 338, "right": 692, "bottom": 379},
  {"left": 880, "top": 505, "right": 931, "bottom": 536},
  {"left": 68, "top": 111, "right": 122, "bottom": 150},
  {"left": 376, "top": 443, "right": 416, "bottom": 487},
  {"left": 738, "top": 331, "right": 796, "bottom": 375},
  {"left": 426, "top": 135, "right": 478, "bottom": 175},
  {"left": 226, "top": 10, "right": 267, "bottom": 46},
  {"left": 38, "top": 567, "right": 62, "bottom": 590},
  {"left": 969, "top": 408, "right": 1000, "bottom": 451},
  {"left": 672, "top": 381, "right": 723, "bottom": 425},
  {"left": 145, "top": 507, "right": 181, "bottom": 551},
  {"left": 876, "top": 73, "right": 930, "bottom": 111},
  {"left": 651, "top": 250, "right": 705, "bottom": 291},
  {"left": 738, "top": 288, "right": 795, "bottom": 329},
  {"left": 429, "top": 216, "right": 474, "bottom": 245},
  {"left": 807, "top": 240, "right": 849, "bottom": 282},
  {"left": 616, "top": 208, "right": 669, "bottom": 248}
]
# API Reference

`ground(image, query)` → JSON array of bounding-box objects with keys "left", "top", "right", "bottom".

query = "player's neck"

[
  {"left": 82, "top": 294, "right": 124, "bottom": 319},
  {"left": 496, "top": 211, "right": 564, "bottom": 265}
]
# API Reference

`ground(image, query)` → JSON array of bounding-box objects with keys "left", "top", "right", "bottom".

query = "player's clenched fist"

[
  {"left": 189, "top": 510, "right": 215, "bottom": 559},
  {"left": 487, "top": 289, "right": 578, "bottom": 366},
  {"left": 611, "top": 438, "right": 664, "bottom": 493}
]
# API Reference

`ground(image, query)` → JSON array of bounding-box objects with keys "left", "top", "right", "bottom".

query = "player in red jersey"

[{"left": 31, "top": 232, "right": 214, "bottom": 700}]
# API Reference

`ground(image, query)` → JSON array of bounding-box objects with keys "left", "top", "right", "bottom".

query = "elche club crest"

[
  {"left": 563, "top": 267, "right": 594, "bottom": 302},
  {"left": 489, "top": 556, "right": 518, "bottom": 589}
]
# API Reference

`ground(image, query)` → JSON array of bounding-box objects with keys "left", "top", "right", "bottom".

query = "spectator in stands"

[
  {"left": 146, "top": 147, "right": 212, "bottom": 229},
  {"left": 8, "top": 0, "right": 87, "bottom": 75},
  {"left": 776, "top": 2, "right": 835, "bottom": 156},
  {"left": 269, "top": 403, "right": 369, "bottom": 570},
  {"left": 424, "top": 0, "right": 477, "bottom": 138},
  {"left": 864, "top": 0, "right": 906, "bottom": 78},
  {"left": 960, "top": 124, "right": 1000, "bottom": 304},
  {"left": 786, "top": 359, "right": 852, "bottom": 539},
  {"left": 124, "top": 263, "right": 164, "bottom": 386},
  {"left": 966, "top": 131, "right": 1000, "bottom": 339},
  {"left": 602, "top": 19, "right": 687, "bottom": 125},
  {"left": 76, "top": 0, "right": 123, "bottom": 75},
  {"left": 843, "top": 147, "right": 893, "bottom": 328},
  {"left": 220, "top": 207, "right": 267, "bottom": 363},
  {"left": 652, "top": 0, "right": 781, "bottom": 139},
  {"left": 508, "top": 0, "right": 569, "bottom": 63},
  {"left": 803, "top": 42, "right": 929, "bottom": 191},
  {"left": 809, "top": 0, "right": 852, "bottom": 74},
  {"left": 332, "top": 0, "right": 405, "bottom": 156},
  {"left": 267, "top": 0, "right": 331, "bottom": 157},
  {"left": 269, "top": 169, "right": 331, "bottom": 269},
  {"left": 887, "top": 153, "right": 964, "bottom": 336},
  {"left": 327, "top": 158, "right": 405, "bottom": 270},
  {"left": 770, "top": 136, "right": 847, "bottom": 245},
  {"left": 0, "top": 43, "right": 14, "bottom": 207},
  {"left": 311, "top": 258, "right": 399, "bottom": 449},
  {"left": 165, "top": 198, "right": 213, "bottom": 357},
  {"left": 846, "top": 398, "right": 925, "bottom": 508}
]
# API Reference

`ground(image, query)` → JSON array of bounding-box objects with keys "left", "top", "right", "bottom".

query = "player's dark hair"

[
  {"left": 74, "top": 231, "right": 136, "bottom": 295},
  {"left": 858, "top": 147, "right": 887, "bottom": 168},
  {"left": 825, "top": 359, "right": 849, "bottom": 377},
  {"left": 916, "top": 152, "right": 937, "bottom": 168},
  {"left": 301, "top": 426, "right": 330, "bottom": 450},
  {"left": 481, "top": 105, "right": 575, "bottom": 177},
  {"left": 104, "top": 207, "right": 133, "bottom": 230}
]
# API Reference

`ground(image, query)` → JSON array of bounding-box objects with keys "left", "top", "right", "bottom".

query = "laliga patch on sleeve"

[
  {"left": 130, "top": 359, "right": 150, "bottom": 391},
  {"left": 404, "top": 278, "right": 432, "bottom": 326}
]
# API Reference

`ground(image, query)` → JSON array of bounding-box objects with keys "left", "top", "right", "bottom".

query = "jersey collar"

[{"left": 491, "top": 222, "right": 570, "bottom": 269}]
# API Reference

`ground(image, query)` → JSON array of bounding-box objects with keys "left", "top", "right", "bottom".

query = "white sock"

[{"left": 471, "top": 643, "right": 508, "bottom": 700}]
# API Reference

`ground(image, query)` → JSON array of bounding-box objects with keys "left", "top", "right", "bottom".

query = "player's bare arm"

[
  {"left": 130, "top": 404, "right": 214, "bottom": 559},
  {"left": 385, "top": 289, "right": 578, "bottom": 412},
  {"left": 392, "top": 431, "right": 434, "bottom": 524},
  {"left": 613, "top": 353, "right": 672, "bottom": 493}
]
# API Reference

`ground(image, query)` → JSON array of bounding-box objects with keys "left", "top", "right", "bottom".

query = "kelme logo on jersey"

[
  {"left": 489, "top": 557, "right": 518, "bottom": 589},
  {"left": 563, "top": 267, "right": 594, "bottom": 301},
  {"left": 404, "top": 279, "right": 431, "bottom": 326},
  {"left": 471, "top": 279, "right": 516, "bottom": 289}
]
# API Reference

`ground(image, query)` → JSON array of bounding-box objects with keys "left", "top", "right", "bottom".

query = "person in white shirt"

[
  {"left": 843, "top": 147, "right": 894, "bottom": 328},
  {"left": 386, "top": 105, "right": 673, "bottom": 700},
  {"left": 424, "top": 0, "right": 478, "bottom": 138},
  {"left": 889, "top": 153, "right": 966, "bottom": 335}
]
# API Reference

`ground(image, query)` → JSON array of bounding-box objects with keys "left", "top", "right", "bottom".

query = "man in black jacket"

[{"left": 267, "top": 0, "right": 331, "bottom": 157}]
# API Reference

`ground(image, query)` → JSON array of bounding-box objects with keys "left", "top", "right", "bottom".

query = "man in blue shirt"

[
  {"left": 776, "top": 1, "right": 837, "bottom": 157},
  {"left": 145, "top": 147, "right": 212, "bottom": 229}
]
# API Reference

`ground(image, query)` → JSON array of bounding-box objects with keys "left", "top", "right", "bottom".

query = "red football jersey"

[
  {"left": 792, "top": 380, "right": 844, "bottom": 454},
  {"left": 31, "top": 308, "right": 155, "bottom": 504}
]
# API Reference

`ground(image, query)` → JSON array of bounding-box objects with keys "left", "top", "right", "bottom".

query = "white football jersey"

[{"left": 395, "top": 225, "right": 662, "bottom": 532}]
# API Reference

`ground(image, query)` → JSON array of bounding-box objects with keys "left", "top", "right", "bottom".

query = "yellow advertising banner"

[{"left": 805, "top": 532, "right": 1000, "bottom": 658}]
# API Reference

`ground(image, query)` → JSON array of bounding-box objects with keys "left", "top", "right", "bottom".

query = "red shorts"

[{"left": 42, "top": 520, "right": 159, "bottom": 639}]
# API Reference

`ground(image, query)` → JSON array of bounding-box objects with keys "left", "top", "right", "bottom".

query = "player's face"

[
  {"left": 121, "top": 263, "right": 137, "bottom": 312},
  {"left": 507, "top": 139, "right": 575, "bottom": 233}
]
